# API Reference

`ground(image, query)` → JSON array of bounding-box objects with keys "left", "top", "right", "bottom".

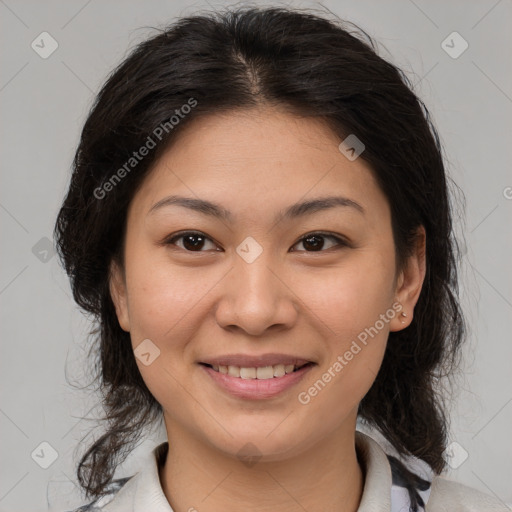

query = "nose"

[{"left": 214, "top": 252, "right": 299, "bottom": 336}]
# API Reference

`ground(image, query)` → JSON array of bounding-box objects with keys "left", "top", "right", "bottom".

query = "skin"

[{"left": 110, "top": 106, "right": 426, "bottom": 512}]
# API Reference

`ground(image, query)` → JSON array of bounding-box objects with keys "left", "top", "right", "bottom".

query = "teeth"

[
  {"left": 209, "top": 363, "right": 306, "bottom": 379},
  {"left": 240, "top": 367, "right": 257, "bottom": 379},
  {"left": 256, "top": 366, "right": 274, "bottom": 379},
  {"left": 273, "top": 364, "right": 286, "bottom": 377},
  {"left": 227, "top": 365, "right": 240, "bottom": 377}
]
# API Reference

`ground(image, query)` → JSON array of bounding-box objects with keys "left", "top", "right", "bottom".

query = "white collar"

[{"left": 101, "top": 431, "right": 430, "bottom": 512}]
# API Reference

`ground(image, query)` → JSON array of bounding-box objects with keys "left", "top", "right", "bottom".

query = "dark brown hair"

[{"left": 54, "top": 5, "right": 465, "bottom": 500}]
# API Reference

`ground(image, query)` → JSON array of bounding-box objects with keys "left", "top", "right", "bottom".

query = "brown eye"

[
  {"left": 165, "top": 231, "right": 219, "bottom": 252},
  {"left": 291, "top": 233, "right": 347, "bottom": 252}
]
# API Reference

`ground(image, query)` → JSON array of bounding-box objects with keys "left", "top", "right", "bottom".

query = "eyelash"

[{"left": 163, "top": 230, "right": 349, "bottom": 253}]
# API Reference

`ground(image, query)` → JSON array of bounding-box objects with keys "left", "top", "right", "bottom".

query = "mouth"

[
  {"left": 199, "top": 361, "right": 314, "bottom": 380},
  {"left": 199, "top": 360, "right": 315, "bottom": 399}
]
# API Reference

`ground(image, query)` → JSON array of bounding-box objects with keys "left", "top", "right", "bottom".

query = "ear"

[
  {"left": 389, "top": 225, "right": 426, "bottom": 332},
  {"left": 109, "top": 259, "right": 131, "bottom": 332}
]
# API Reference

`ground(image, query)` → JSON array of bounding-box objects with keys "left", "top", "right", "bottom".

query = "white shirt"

[{"left": 70, "top": 431, "right": 508, "bottom": 511}]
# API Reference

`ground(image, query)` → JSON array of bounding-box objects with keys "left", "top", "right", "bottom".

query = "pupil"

[
  {"left": 182, "top": 234, "right": 326, "bottom": 252},
  {"left": 304, "top": 235, "right": 324, "bottom": 251},
  {"left": 183, "top": 234, "right": 205, "bottom": 251}
]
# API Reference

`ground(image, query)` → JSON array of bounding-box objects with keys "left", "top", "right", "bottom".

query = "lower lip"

[{"left": 200, "top": 363, "right": 314, "bottom": 400}]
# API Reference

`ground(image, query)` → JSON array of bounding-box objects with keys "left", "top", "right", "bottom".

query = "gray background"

[{"left": 1, "top": 0, "right": 511, "bottom": 510}]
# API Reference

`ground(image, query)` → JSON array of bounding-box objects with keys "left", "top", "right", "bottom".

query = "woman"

[{"left": 55, "top": 6, "right": 507, "bottom": 512}]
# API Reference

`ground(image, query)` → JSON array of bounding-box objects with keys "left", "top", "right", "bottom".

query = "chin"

[{"left": 207, "top": 426, "right": 316, "bottom": 463}]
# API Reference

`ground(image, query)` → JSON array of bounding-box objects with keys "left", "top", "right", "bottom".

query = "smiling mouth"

[{"left": 199, "top": 362, "right": 313, "bottom": 380}]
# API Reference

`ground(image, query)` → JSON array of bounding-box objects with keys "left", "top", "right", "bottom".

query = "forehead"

[
  {"left": 128, "top": 107, "right": 389, "bottom": 225},
  {"left": 163, "top": 107, "right": 350, "bottom": 169}
]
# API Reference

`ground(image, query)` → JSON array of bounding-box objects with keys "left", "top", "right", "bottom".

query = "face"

[{"left": 110, "top": 106, "right": 425, "bottom": 461}]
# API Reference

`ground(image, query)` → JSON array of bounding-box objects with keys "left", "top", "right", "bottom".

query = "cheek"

[
  {"left": 291, "top": 248, "right": 395, "bottom": 411},
  {"left": 123, "top": 248, "right": 211, "bottom": 342},
  {"left": 294, "top": 264, "right": 394, "bottom": 422},
  {"left": 296, "top": 250, "right": 396, "bottom": 340}
]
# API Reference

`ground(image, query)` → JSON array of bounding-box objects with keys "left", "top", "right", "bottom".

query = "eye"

[
  {"left": 164, "top": 231, "right": 220, "bottom": 252},
  {"left": 290, "top": 232, "right": 348, "bottom": 252},
  {"left": 163, "top": 230, "right": 349, "bottom": 253}
]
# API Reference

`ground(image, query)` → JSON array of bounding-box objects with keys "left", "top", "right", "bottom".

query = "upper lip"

[{"left": 200, "top": 353, "right": 313, "bottom": 368}]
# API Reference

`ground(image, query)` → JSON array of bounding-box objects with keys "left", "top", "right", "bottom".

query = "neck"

[{"left": 159, "top": 422, "right": 364, "bottom": 512}]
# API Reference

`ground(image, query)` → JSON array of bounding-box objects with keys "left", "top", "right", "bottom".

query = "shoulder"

[
  {"left": 66, "top": 477, "right": 132, "bottom": 512},
  {"left": 427, "top": 476, "right": 509, "bottom": 511},
  {"left": 357, "top": 429, "right": 508, "bottom": 512},
  {"left": 65, "top": 441, "right": 170, "bottom": 512}
]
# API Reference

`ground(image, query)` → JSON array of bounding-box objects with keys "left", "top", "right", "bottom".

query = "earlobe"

[
  {"left": 390, "top": 226, "right": 427, "bottom": 332},
  {"left": 109, "top": 259, "right": 131, "bottom": 332}
]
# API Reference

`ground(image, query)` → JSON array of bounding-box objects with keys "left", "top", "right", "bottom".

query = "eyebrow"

[{"left": 147, "top": 194, "right": 365, "bottom": 222}]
